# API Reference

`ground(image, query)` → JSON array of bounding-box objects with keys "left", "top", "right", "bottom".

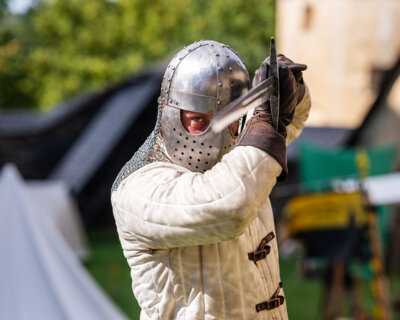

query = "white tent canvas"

[
  {"left": 365, "top": 172, "right": 400, "bottom": 205},
  {"left": 0, "top": 164, "right": 127, "bottom": 320},
  {"left": 25, "top": 180, "right": 89, "bottom": 261}
]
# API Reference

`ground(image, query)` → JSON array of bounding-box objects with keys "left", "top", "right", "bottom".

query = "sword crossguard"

[{"left": 268, "top": 37, "right": 280, "bottom": 131}]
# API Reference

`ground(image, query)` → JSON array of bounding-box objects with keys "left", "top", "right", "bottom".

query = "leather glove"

[
  {"left": 236, "top": 54, "right": 307, "bottom": 181},
  {"left": 253, "top": 54, "right": 307, "bottom": 133}
]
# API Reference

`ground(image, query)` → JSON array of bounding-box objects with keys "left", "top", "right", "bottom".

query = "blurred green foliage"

[{"left": 0, "top": 0, "right": 275, "bottom": 110}]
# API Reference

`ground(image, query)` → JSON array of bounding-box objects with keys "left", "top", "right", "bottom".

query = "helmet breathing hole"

[{"left": 199, "top": 151, "right": 202, "bottom": 154}]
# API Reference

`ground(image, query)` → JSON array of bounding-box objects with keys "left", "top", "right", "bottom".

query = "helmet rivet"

[
  {"left": 161, "top": 88, "right": 164, "bottom": 91},
  {"left": 175, "top": 101, "right": 178, "bottom": 105},
  {"left": 165, "top": 90, "right": 169, "bottom": 93},
  {"left": 172, "top": 67, "right": 176, "bottom": 70},
  {"left": 229, "top": 67, "right": 233, "bottom": 71},
  {"left": 179, "top": 57, "right": 183, "bottom": 60},
  {"left": 217, "top": 101, "right": 221, "bottom": 105},
  {"left": 218, "top": 82, "right": 222, "bottom": 87},
  {"left": 189, "top": 48, "right": 192, "bottom": 52},
  {"left": 226, "top": 54, "right": 229, "bottom": 57},
  {"left": 217, "top": 67, "right": 222, "bottom": 71},
  {"left": 211, "top": 44, "right": 214, "bottom": 46},
  {"left": 215, "top": 53, "right": 219, "bottom": 56},
  {"left": 170, "top": 100, "right": 173, "bottom": 103}
]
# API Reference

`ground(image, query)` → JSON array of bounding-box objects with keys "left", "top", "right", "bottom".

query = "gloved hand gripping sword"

[
  {"left": 212, "top": 37, "right": 282, "bottom": 133},
  {"left": 212, "top": 37, "right": 307, "bottom": 180}
]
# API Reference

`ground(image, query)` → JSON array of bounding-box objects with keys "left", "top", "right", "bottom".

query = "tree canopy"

[{"left": 0, "top": 0, "right": 275, "bottom": 110}]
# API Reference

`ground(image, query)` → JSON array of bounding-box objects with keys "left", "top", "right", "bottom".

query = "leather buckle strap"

[
  {"left": 248, "top": 232, "right": 275, "bottom": 264},
  {"left": 255, "top": 282, "right": 284, "bottom": 312},
  {"left": 248, "top": 246, "right": 271, "bottom": 263},
  {"left": 255, "top": 296, "right": 285, "bottom": 312}
]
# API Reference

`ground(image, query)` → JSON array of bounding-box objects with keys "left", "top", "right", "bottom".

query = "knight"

[{"left": 112, "top": 40, "right": 311, "bottom": 319}]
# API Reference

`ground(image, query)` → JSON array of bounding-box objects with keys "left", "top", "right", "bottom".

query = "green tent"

[
  {"left": 299, "top": 143, "right": 396, "bottom": 187},
  {"left": 298, "top": 143, "right": 397, "bottom": 248}
]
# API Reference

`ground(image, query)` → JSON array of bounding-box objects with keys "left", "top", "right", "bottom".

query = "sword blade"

[{"left": 211, "top": 76, "right": 275, "bottom": 133}]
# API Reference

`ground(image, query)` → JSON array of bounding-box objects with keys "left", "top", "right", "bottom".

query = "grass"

[
  {"left": 84, "top": 229, "right": 399, "bottom": 320},
  {"left": 279, "top": 256, "right": 321, "bottom": 319}
]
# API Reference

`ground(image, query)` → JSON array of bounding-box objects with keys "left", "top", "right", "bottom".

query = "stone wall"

[{"left": 277, "top": 0, "right": 400, "bottom": 128}]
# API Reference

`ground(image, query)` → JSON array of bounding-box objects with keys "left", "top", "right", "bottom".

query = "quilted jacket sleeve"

[
  {"left": 111, "top": 146, "right": 281, "bottom": 249},
  {"left": 286, "top": 85, "right": 311, "bottom": 145}
]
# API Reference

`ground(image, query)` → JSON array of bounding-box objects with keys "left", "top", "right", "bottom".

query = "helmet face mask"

[{"left": 159, "top": 40, "right": 250, "bottom": 172}]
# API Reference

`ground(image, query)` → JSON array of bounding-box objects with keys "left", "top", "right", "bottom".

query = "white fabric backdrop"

[{"left": 0, "top": 164, "right": 127, "bottom": 320}]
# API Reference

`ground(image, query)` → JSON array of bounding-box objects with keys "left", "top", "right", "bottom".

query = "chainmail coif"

[{"left": 112, "top": 105, "right": 172, "bottom": 192}]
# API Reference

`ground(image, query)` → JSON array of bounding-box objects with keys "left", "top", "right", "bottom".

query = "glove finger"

[
  {"left": 259, "top": 60, "right": 268, "bottom": 80},
  {"left": 252, "top": 58, "right": 269, "bottom": 87},
  {"left": 277, "top": 64, "right": 297, "bottom": 116},
  {"left": 276, "top": 54, "right": 307, "bottom": 73},
  {"left": 278, "top": 62, "right": 306, "bottom": 84},
  {"left": 277, "top": 53, "right": 294, "bottom": 64},
  {"left": 287, "top": 63, "right": 307, "bottom": 73},
  {"left": 252, "top": 69, "right": 261, "bottom": 87},
  {"left": 294, "top": 71, "right": 303, "bottom": 83}
]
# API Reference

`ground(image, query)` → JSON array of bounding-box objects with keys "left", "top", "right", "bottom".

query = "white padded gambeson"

[{"left": 111, "top": 89, "right": 311, "bottom": 320}]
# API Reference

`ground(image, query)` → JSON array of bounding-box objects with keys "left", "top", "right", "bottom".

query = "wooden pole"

[{"left": 356, "top": 149, "right": 391, "bottom": 319}]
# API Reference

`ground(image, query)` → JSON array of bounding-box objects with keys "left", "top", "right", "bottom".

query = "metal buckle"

[
  {"left": 248, "top": 246, "right": 271, "bottom": 263},
  {"left": 255, "top": 296, "right": 284, "bottom": 312},
  {"left": 248, "top": 232, "right": 275, "bottom": 264},
  {"left": 267, "top": 298, "right": 281, "bottom": 310}
]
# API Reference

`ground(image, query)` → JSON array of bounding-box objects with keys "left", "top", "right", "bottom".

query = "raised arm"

[{"left": 111, "top": 146, "right": 281, "bottom": 249}]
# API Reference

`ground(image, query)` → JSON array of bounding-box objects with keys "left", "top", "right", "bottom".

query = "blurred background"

[{"left": 0, "top": 0, "right": 399, "bottom": 319}]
